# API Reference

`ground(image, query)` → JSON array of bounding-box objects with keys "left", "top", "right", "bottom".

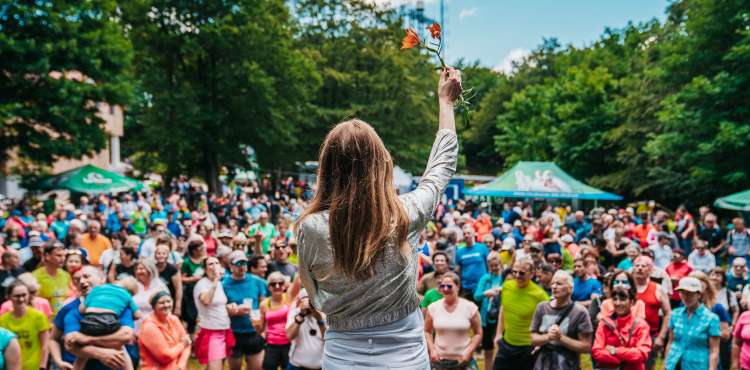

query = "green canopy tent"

[
  {"left": 715, "top": 189, "right": 750, "bottom": 211},
  {"left": 38, "top": 164, "right": 144, "bottom": 195},
  {"left": 465, "top": 161, "right": 622, "bottom": 200}
]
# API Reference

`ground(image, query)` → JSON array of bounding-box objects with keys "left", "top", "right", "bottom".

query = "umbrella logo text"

[{"left": 82, "top": 173, "right": 113, "bottom": 185}]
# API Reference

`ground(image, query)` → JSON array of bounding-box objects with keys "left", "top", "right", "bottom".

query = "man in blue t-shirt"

[
  {"left": 223, "top": 251, "right": 267, "bottom": 370},
  {"left": 455, "top": 228, "right": 489, "bottom": 303},
  {"left": 571, "top": 257, "right": 602, "bottom": 307},
  {"left": 50, "top": 266, "right": 137, "bottom": 370}
]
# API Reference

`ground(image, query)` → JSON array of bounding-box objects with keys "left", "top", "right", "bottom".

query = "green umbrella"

[
  {"left": 39, "top": 164, "right": 144, "bottom": 195},
  {"left": 715, "top": 189, "right": 750, "bottom": 211}
]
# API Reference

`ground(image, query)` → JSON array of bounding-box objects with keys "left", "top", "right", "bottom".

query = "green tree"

[
  {"left": 294, "top": 0, "right": 441, "bottom": 174},
  {"left": 644, "top": 0, "right": 750, "bottom": 204},
  {"left": 0, "top": 1, "right": 132, "bottom": 171},
  {"left": 122, "top": 0, "right": 320, "bottom": 191}
]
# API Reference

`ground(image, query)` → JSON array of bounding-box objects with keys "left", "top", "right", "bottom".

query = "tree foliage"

[
  {"left": 294, "top": 0, "right": 441, "bottom": 173},
  {"left": 121, "top": 0, "right": 320, "bottom": 191},
  {"left": 466, "top": 0, "right": 750, "bottom": 207},
  {"left": 0, "top": 0, "right": 132, "bottom": 172}
]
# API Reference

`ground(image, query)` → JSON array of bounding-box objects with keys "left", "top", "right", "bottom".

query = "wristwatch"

[
  {"left": 608, "top": 347, "right": 616, "bottom": 355},
  {"left": 317, "top": 319, "right": 326, "bottom": 327},
  {"left": 295, "top": 315, "right": 305, "bottom": 324}
]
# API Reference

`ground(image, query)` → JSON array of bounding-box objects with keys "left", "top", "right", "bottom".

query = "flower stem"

[{"left": 421, "top": 44, "right": 447, "bottom": 69}]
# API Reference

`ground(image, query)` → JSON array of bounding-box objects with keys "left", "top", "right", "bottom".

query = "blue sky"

[{"left": 381, "top": 0, "right": 671, "bottom": 71}]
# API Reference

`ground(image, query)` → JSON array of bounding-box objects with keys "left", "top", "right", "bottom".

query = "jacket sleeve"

[
  {"left": 402, "top": 130, "right": 458, "bottom": 230},
  {"left": 296, "top": 220, "right": 319, "bottom": 310},
  {"left": 591, "top": 321, "right": 621, "bottom": 367},
  {"left": 615, "top": 321, "right": 652, "bottom": 364},
  {"left": 139, "top": 320, "right": 184, "bottom": 365}
]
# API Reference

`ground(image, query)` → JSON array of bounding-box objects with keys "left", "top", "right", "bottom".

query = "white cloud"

[
  {"left": 493, "top": 48, "right": 531, "bottom": 75},
  {"left": 458, "top": 7, "right": 477, "bottom": 21}
]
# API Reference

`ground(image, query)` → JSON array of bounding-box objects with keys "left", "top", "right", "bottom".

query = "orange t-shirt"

[{"left": 80, "top": 234, "right": 112, "bottom": 265}]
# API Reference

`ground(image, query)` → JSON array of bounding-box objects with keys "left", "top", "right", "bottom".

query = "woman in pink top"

[
  {"left": 260, "top": 272, "right": 291, "bottom": 370},
  {"left": 732, "top": 310, "right": 750, "bottom": 370},
  {"left": 424, "top": 272, "right": 482, "bottom": 369},
  {"left": 0, "top": 273, "right": 52, "bottom": 319}
]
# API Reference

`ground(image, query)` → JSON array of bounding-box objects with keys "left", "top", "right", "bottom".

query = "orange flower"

[
  {"left": 427, "top": 22, "right": 441, "bottom": 39},
  {"left": 401, "top": 28, "right": 420, "bottom": 50}
]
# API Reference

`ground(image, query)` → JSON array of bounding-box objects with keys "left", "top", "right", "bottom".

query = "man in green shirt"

[
  {"left": 420, "top": 288, "right": 443, "bottom": 312},
  {"left": 493, "top": 257, "right": 549, "bottom": 369},
  {"left": 248, "top": 212, "right": 278, "bottom": 254}
]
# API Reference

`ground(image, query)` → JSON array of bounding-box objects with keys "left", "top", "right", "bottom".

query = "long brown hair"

[{"left": 299, "top": 119, "right": 409, "bottom": 279}]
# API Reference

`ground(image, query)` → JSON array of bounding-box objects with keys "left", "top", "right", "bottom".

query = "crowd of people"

[{"left": 0, "top": 177, "right": 749, "bottom": 370}]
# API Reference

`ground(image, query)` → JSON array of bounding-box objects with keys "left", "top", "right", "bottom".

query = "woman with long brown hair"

[{"left": 297, "top": 68, "right": 462, "bottom": 369}]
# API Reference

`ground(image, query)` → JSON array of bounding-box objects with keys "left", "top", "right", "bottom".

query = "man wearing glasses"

[
  {"left": 492, "top": 257, "right": 549, "bottom": 370},
  {"left": 267, "top": 240, "right": 298, "bottom": 280},
  {"left": 223, "top": 251, "right": 267, "bottom": 370}
]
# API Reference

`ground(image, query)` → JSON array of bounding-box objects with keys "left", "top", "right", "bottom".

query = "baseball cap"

[
  {"left": 217, "top": 229, "right": 233, "bottom": 239},
  {"left": 672, "top": 247, "right": 686, "bottom": 257},
  {"left": 501, "top": 238, "right": 516, "bottom": 251},
  {"left": 28, "top": 237, "right": 45, "bottom": 248},
  {"left": 676, "top": 277, "right": 703, "bottom": 293},
  {"left": 229, "top": 250, "right": 248, "bottom": 265},
  {"left": 560, "top": 234, "right": 574, "bottom": 243},
  {"left": 530, "top": 242, "right": 543, "bottom": 251},
  {"left": 216, "top": 245, "right": 233, "bottom": 258}
]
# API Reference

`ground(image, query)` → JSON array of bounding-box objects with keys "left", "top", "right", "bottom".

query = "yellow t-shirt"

[
  {"left": 0, "top": 308, "right": 50, "bottom": 370},
  {"left": 32, "top": 267, "right": 71, "bottom": 318},
  {"left": 501, "top": 279, "right": 549, "bottom": 346}
]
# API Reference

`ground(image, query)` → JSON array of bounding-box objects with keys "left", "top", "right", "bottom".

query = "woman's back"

[{"left": 298, "top": 128, "right": 458, "bottom": 331}]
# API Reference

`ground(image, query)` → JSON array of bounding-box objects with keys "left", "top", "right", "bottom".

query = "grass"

[{"left": 187, "top": 353, "right": 664, "bottom": 370}]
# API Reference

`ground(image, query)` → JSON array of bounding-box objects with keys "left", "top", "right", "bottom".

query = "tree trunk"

[{"left": 204, "top": 151, "right": 220, "bottom": 194}]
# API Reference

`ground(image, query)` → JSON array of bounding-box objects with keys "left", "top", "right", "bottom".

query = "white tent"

[{"left": 393, "top": 166, "right": 414, "bottom": 194}]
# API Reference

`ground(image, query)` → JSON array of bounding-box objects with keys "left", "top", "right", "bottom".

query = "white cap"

[
  {"left": 501, "top": 237, "right": 516, "bottom": 251},
  {"left": 676, "top": 277, "right": 703, "bottom": 293}
]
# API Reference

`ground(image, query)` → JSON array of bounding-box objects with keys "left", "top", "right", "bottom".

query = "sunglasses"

[
  {"left": 269, "top": 282, "right": 285, "bottom": 288},
  {"left": 613, "top": 279, "right": 630, "bottom": 287},
  {"left": 511, "top": 270, "right": 528, "bottom": 277},
  {"left": 438, "top": 284, "right": 454, "bottom": 290},
  {"left": 232, "top": 261, "right": 247, "bottom": 267},
  {"left": 548, "top": 258, "right": 562, "bottom": 264},
  {"left": 66, "top": 250, "right": 83, "bottom": 256}
]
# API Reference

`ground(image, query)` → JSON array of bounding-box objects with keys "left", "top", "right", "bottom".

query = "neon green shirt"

[
  {"left": 501, "top": 279, "right": 549, "bottom": 346},
  {"left": 420, "top": 288, "right": 444, "bottom": 309},
  {"left": 0, "top": 308, "right": 50, "bottom": 370},
  {"left": 32, "top": 267, "right": 71, "bottom": 318}
]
